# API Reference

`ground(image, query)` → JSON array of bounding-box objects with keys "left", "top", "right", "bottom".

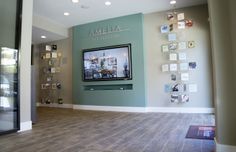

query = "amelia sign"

[{"left": 89, "top": 25, "right": 129, "bottom": 37}]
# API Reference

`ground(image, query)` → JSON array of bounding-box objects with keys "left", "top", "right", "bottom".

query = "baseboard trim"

[
  {"left": 215, "top": 138, "right": 236, "bottom": 152},
  {"left": 18, "top": 121, "right": 32, "bottom": 132},
  {"left": 146, "top": 107, "right": 215, "bottom": 113},
  {"left": 73, "top": 105, "right": 146, "bottom": 113},
  {"left": 37, "top": 103, "right": 73, "bottom": 109},
  {"left": 73, "top": 105, "right": 214, "bottom": 113},
  {"left": 37, "top": 103, "right": 214, "bottom": 113}
]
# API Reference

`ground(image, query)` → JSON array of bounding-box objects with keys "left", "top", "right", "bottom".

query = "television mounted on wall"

[{"left": 82, "top": 44, "right": 132, "bottom": 81}]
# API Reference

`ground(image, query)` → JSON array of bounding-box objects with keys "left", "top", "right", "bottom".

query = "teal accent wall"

[{"left": 72, "top": 13, "right": 146, "bottom": 107}]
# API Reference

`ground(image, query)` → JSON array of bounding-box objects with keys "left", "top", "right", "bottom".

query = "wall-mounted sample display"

[
  {"left": 40, "top": 44, "right": 63, "bottom": 105},
  {"left": 159, "top": 10, "right": 199, "bottom": 104}
]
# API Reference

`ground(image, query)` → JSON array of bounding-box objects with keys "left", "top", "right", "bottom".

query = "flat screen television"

[{"left": 82, "top": 44, "right": 132, "bottom": 81}]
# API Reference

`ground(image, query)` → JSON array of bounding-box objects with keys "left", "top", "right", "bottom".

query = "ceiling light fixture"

[
  {"left": 72, "top": 0, "right": 79, "bottom": 3},
  {"left": 64, "top": 12, "right": 70, "bottom": 16},
  {"left": 41, "top": 36, "right": 46, "bottom": 39},
  {"left": 105, "top": 1, "right": 111, "bottom": 6},
  {"left": 170, "top": 0, "right": 176, "bottom": 5}
]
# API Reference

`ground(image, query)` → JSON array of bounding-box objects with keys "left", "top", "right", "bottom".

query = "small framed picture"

[
  {"left": 171, "top": 74, "right": 177, "bottom": 81},
  {"left": 178, "top": 21, "right": 185, "bottom": 29},
  {"left": 170, "top": 64, "right": 178, "bottom": 71},
  {"left": 167, "top": 13, "right": 174, "bottom": 21},
  {"left": 168, "top": 33, "right": 177, "bottom": 41},
  {"left": 46, "top": 45, "right": 52, "bottom": 51},
  {"left": 178, "top": 42, "right": 187, "bottom": 50},
  {"left": 162, "top": 45, "right": 169, "bottom": 52},
  {"left": 48, "top": 60, "right": 53, "bottom": 66},
  {"left": 41, "top": 84, "right": 46, "bottom": 89},
  {"left": 185, "top": 19, "right": 193, "bottom": 27},
  {"left": 178, "top": 52, "right": 187, "bottom": 61},
  {"left": 46, "top": 77, "right": 52, "bottom": 82},
  {"left": 169, "top": 43, "right": 178, "bottom": 51},
  {"left": 162, "top": 64, "right": 169, "bottom": 72},
  {"left": 160, "top": 25, "right": 169, "bottom": 33},
  {"left": 52, "top": 83, "right": 57, "bottom": 89},
  {"left": 45, "top": 53, "right": 51, "bottom": 59},
  {"left": 51, "top": 52, "right": 57, "bottom": 58},
  {"left": 189, "top": 62, "right": 197, "bottom": 70},
  {"left": 45, "top": 83, "right": 51, "bottom": 89},
  {"left": 52, "top": 45, "right": 57, "bottom": 51},
  {"left": 169, "top": 53, "right": 177, "bottom": 61},
  {"left": 188, "top": 41, "right": 195, "bottom": 48},
  {"left": 179, "top": 63, "right": 189, "bottom": 71},
  {"left": 51, "top": 67, "right": 56, "bottom": 73},
  {"left": 177, "top": 13, "right": 185, "bottom": 21}
]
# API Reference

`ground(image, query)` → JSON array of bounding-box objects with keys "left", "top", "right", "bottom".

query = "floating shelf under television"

[{"left": 83, "top": 84, "right": 133, "bottom": 91}]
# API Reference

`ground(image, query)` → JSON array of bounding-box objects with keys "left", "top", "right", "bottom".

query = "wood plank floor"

[{"left": 0, "top": 107, "right": 215, "bottom": 152}]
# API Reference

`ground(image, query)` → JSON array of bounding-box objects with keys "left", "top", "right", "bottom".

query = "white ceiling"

[
  {"left": 33, "top": 0, "right": 207, "bottom": 28},
  {"left": 32, "top": 27, "right": 67, "bottom": 44}
]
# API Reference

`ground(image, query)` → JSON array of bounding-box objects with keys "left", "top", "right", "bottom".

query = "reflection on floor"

[{"left": 0, "top": 107, "right": 215, "bottom": 152}]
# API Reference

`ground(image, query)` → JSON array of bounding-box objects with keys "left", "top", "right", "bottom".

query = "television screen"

[{"left": 83, "top": 44, "right": 132, "bottom": 81}]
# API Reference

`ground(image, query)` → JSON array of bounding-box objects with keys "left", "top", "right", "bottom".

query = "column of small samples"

[
  {"left": 40, "top": 45, "right": 63, "bottom": 104},
  {"left": 160, "top": 12, "right": 197, "bottom": 103}
]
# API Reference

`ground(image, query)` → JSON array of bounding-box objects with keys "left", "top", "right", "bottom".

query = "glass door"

[{"left": 0, "top": 0, "right": 21, "bottom": 134}]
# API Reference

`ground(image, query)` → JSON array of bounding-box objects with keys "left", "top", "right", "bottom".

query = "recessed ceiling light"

[
  {"left": 170, "top": 0, "right": 176, "bottom": 5},
  {"left": 105, "top": 1, "right": 111, "bottom": 6},
  {"left": 41, "top": 36, "right": 46, "bottom": 39},
  {"left": 64, "top": 12, "right": 70, "bottom": 16},
  {"left": 72, "top": 0, "right": 79, "bottom": 3}
]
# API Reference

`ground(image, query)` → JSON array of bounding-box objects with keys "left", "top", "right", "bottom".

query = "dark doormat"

[{"left": 186, "top": 125, "right": 215, "bottom": 140}]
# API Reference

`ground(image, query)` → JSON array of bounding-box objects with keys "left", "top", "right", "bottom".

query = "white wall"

[
  {"left": 19, "top": 0, "right": 33, "bottom": 131},
  {"left": 144, "top": 5, "right": 213, "bottom": 108}
]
